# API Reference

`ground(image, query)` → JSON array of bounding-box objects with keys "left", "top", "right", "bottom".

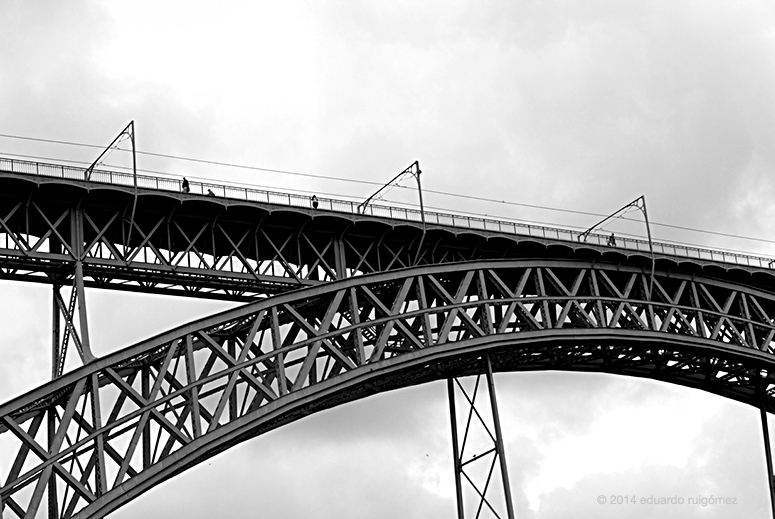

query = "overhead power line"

[
  {"left": 2, "top": 132, "right": 775, "bottom": 248},
  {"left": 0, "top": 132, "right": 605, "bottom": 215},
  {"left": 0, "top": 133, "right": 387, "bottom": 188}
]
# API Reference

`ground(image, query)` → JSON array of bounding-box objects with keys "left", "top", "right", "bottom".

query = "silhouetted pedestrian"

[
  {"left": 607, "top": 233, "right": 616, "bottom": 247},
  {"left": 311, "top": 195, "right": 319, "bottom": 209},
  {"left": 207, "top": 189, "right": 215, "bottom": 197},
  {"left": 182, "top": 177, "right": 190, "bottom": 193}
]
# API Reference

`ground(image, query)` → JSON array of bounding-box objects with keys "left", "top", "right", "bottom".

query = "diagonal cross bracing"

[{"left": 3, "top": 260, "right": 775, "bottom": 517}]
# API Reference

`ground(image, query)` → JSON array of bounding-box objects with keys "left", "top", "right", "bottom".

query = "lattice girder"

[
  {"left": 3, "top": 259, "right": 775, "bottom": 518},
  {"left": 3, "top": 171, "right": 774, "bottom": 302}
]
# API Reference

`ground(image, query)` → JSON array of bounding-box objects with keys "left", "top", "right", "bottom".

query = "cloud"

[
  {"left": 110, "top": 382, "right": 455, "bottom": 519},
  {"left": 0, "top": 282, "right": 50, "bottom": 400},
  {"left": 0, "top": 1, "right": 223, "bottom": 181},
  {"left": 533, "top": 388, "right": 771, "bottom": 518}
]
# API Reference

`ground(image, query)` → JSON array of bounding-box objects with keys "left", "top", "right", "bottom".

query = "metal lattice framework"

[
  {"left": 3, "top": 259, "right": 775, "bottom": 518},
  {"left": 6, "top": 161, "right": 775, "bottom": 379},
  {"left": 448, "top": 356, "right": 515, "bottom": 519},
  {"left": 2, "top": 160, "right": 775, "bottom": 303}
]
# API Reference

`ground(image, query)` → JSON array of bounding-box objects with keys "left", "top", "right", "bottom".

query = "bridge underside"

[{"left": 2, "top": 259, "right": 775, "bottom": 518}]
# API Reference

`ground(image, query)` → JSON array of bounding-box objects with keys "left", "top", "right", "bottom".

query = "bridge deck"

[{"left": 0, "top": 156, "right": 773, "bottom": 300}]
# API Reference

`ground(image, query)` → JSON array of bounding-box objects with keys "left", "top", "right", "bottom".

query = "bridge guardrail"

[{"left": 1, "top": 156, "right": 773, "bottom": 270}]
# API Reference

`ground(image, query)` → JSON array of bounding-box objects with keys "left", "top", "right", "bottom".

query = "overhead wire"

[
  {"left": 399, "top": 184, "right": 775, "bottom": 245},
  {"left": 92, "top": 133, "right": 130, "bottom": 171},
  {"left": 0, "top": 133, "right": 390, "bottom": 188},
  {"left": 10, "top": 144, "right": 766, "bottom": 257},
  {"left": 381, "top": 196, "right": 770, "bottom": 257},
  {"left": 0, "top": 150, "right": 606, "bottom": 232},
  {"left": 2, "top": 130, "right": 775, "bottom": 248},
  {"left": 0, "top": 132, "right": 636, "bottom": 218},
  {"left": 596, "top": 205, "right": 641, "bottom": 234},
  {"left": 2, "top": 150, "right": 772, "bottom": 257},
  {"left": 0, "top": 151, "right": 375, "bottom": 205}
]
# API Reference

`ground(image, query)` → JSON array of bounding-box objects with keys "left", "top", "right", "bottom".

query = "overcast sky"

[{"left": 2, "top": 1, "right": 775, "bottom": 518}]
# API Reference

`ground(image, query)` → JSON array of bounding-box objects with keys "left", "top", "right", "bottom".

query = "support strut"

[
  {"left": 51, "top": 274, "right": 95, "bottom": 377},
  {"left": 51, "top": 203, "right": 95, "bottom": 379},
  {"left": 357, "top": 161, "right": 426, "bottom": 265},
  {"left": 762, "top": 400, "right": 775, "bottom": 518},
  {"left": 448, "top": 355, "right": 516, "bottom": 519},
  {"left": 485, "top": 355, "right": 516, "bottom": 519}
]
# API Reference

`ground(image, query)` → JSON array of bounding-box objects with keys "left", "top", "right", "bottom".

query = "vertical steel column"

[
  {"left": 52, "top": 284, "right": 61, "bottom": 379},
  {"left": 74, "top": 260, "right": 94, "bottom": 362},
  {"left": 90, "top": 373, "right": 107, "bottom": 498},
  {"left": 447, "top": 355, "right": 516, "bottom": 519},
  {"left": 761, "top": 401, "right": 775, "bottom": 518},
  {"left": 448, "top": 378, "right": 465, "bottom": 519},
  {"left": 47, "top": 405, "right": 59, "bottom": 519},
  {"left": 413, "top": 162, "right": 426, "bottom": 266},
  {"left": 73, "top": 206, "right": 94, "bottom": 363},
  {"left": 333, "top": 236, "right": 347, "bottom": 279},
  {"left": 49, "top": 284, "right": 62, "bottom": 517},
  {"left": 52, "top": 281, "right": 92, "bottom": 377},
  {"left": 142, "top": 367, "right": 151, "bottom": 470},
  {"left": 228, "top": 339, "right": 237, "bottom": 421},
  {"left": 485, "top": 355, "right": 516, "bottom": 519}
]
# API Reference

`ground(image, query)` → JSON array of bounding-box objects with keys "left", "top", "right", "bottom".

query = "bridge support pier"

[
  {"left": 761, "top": 402, "right": 775, "bottom": 518},
  {"left": 51, "top": 263, "right": 95, "bottom": 379},
  {"left": 47, "top": 407, "right": 59, "bottom": 519},
  {"left": 448, "top": 355, "right": 516, "bottom": 519},
  {"left": 51, "top": 284, "right": 61, "bottom": 380}
]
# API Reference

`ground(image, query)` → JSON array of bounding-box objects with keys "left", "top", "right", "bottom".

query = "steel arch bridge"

[
  {"left": 2, "top": 259, "right": 775, "bottom": 518},
  {"left": 4, "top": 157, "right": 775, "bottom": 518}
]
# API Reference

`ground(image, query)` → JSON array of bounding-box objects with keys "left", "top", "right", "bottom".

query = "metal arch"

[{"left": 5, "top": 259, "right": 775, "bottom": 517}]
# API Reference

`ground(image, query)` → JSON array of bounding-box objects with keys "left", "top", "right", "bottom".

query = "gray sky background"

[{"left": 2, "top": 1, "right": 775, "bottom": 517}]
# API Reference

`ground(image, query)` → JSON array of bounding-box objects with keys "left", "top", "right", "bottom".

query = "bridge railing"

[{"left": 1, "top": 156, "right": 773, "bottom": 270}]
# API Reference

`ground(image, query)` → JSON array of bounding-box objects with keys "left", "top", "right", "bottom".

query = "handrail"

[{"left": 1, "top": 156, "right": 773, "bottom": 270}]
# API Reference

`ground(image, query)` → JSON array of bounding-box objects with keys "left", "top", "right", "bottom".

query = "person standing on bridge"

[
  {"left": 311, "top": 195, "right": 319, "bottom": 209},
  {"left": 182, "top": 177, "right": 190, "bottom": 193},
  {"left": 607, "top": 233, "right": 616, "bottom": 247}
]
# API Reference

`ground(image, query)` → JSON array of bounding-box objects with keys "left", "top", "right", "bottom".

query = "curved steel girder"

[{"left": 3, "top": 259, "right": 775, "bottom": 518}]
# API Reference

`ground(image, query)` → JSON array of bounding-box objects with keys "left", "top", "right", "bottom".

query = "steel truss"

[
  {"left": 448, "top": 356, "right": 515, "bottom": 519},
  {"left": 0, "top": 176, "right": 516, "bottom": 300},
  {"left": 51, "top": 280, "right": 93, "bottom": 380},
  {"left": 4, "top": 169, "right": 775, "bottom": 376},
  {"left": 1, "top": 170, "right": 772, "bottom": 305},
  {"left": 4, "top": 259, "right": 775, "bottom": 517}
]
